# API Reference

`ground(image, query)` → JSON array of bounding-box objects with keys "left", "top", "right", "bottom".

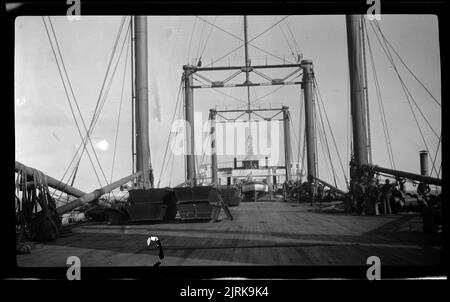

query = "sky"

[{"left": 15, "top": 15, "right": 441, "bottom": 192}]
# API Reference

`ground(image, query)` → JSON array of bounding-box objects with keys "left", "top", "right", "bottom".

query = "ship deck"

[{"left": 17, "top": 201, "right": 441, "bottom": 266}]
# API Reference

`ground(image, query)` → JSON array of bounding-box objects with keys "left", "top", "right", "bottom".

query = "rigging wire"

[
  {"left": 42, "top": 17, "right": 103, "bottom": 191},
  {"left": 58, "top": 19, "right": 130, "bottom": 200},
  {"left": 74, "top": 21, "right": 131, "bottom": 169},
  {"left": 297, "top": 87, "right": 304, "bottom": 177},
  {"left": 371, "top": 22, "right": 440, "bottom": 141},
  {"left": 314, "top": 77, "right": 349, "bottom": 186},
  {"left": 61, "top": 19, "right": 131, "bottom": 199},
  {"left": 278, "top": 20, "right": 298, "bottom": 62},
  {"left": 187, "top": 17, "right": 197, "bottom": 64},
  {"left": 200, "top": 16, "right": 294, "bottom": 68},
  {"left": 285, "top": 20, "right": 301, "bottom": 58},
  {"left": 197, "top": 15, "right": 289, "bottom": 46},
  {"left": 301, "top": 122, "right": 307, "bottom": 181},
  {"left": 60, "top": 16, "right": 128, "bottom": 188},
  {"left": 288, "top": 114, "right": 302, "bottom": 181},
  {"left": 369, "top": 21, "right": 439, "bottom": 176},
  {"left": 374, "top": 20, "right": 441, "bottom": 107},
  {"left": 316, "top": 115, "right": 335, "bottom": 186},
  {"left": 161, "top": 80, "right": 185, "bottom": 187},
  {"left": 195, "top": 17, "right": 208, "bottom": 62},
  {"left": 430, "top": 134, "right": 441, "bottom": 178},
  {"left": 250, "top": 16, "right": 290, "bottom": 44},
  {"left": 314, "top": 82, "right": 339, "bottom": 188},
  {"left": 198, "top": 16, "right": 218, "bottom": 62},
  {"left": 346, "top": 61, "right": 351, "bottom": 175},
  {"left": 51, "top": 17, "right": 128, "bottom": 196},
  {"left": 157, "top": 79, "right": 183, "bottom": 187},
  {"left": 365, "top": 22, "right": 396, "bottom": 169},
  {"left": 110, "top": 29, "right": 131, "bottom": 183},
  {"left": 222, "top": 21, "right": 244, "bottom": 107}
]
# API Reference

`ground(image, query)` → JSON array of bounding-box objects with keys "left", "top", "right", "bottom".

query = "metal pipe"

[
  {"left": 210, "top": 109, "right": 218, "bottom": 184},
  {"left": 368, "top": 164, "right": 441, "bottom": 186},
  {"left": 282, "top": 106, "right": 292, "bottom": 181},
  {"left": 15, "top": 161, "right": 87, "bottom": 198},
  {"left": 56, "top": 171, "right": 142, "bottom": 215},
  {"left": 419, "top": 150, "right": 429, "bottom": 176},
  {"left": 183, "top": 65, "right": 196, "bottom": 185},
  {"left": 134, "top": 16, "right": 152, "bottom": 189},
  {"left": 346, "top": 15, "right": 368, "bottom": 167},
  {"left": 301, "top": 59, "right": 317, "bottom": 202}
]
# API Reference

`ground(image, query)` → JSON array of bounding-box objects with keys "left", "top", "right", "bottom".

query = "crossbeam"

[
  {"left": 192, "top": 80, "right": 302, "bottom": 89},
  {"left": 215, "top": 108, "right": 284, "bottom": 113},
  {"left": 194, "top": 63, "right": 302, "bottom": 72}
]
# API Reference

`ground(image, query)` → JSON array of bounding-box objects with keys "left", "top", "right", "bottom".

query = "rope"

[
  {"left": 346, "top": 63, "right": 351, "bottom": 175},
  {"left": 297, "top": 88, "right": 304, "bottom": 175},
  {"left": 16, "top": 165, "right": 60, "bottom": 243},
  {"left": 110, "top": 29, "right": 131, "bottom": 183},
  {"left": 250, "top": 85, "right": 286, "bottom": 105},
  {"left": 371, "top": 21, "right": 440, "bottom": 141},
  {"left": 195, "top": 17, "right": 207, "bottom": 61},
  {"left": 314, "top": 82, "right": 339, "bottom": 188},
  {"left": 157, "top": 79, "right": 183, "bottom": 187},
  {"left": 42, "top": 17, "right": 103, "bottom": 189},
  {"left": 285, "top": 20, "right": 301, "bottom": 58},
  {"left": 70, "top": 20, "right": 131, "bottom": 191},
  {"left": 187, "top": 17, "right": 197, "bottom": 64},
  {"left": 365, "top": 23, "right": 396, "bottom": 169},
  {"left": 48, "top": 17, "right": 121, "bottom": 189},
  {"left": 55, "top": 20, "right": 130, "bottom": 201},
  {"left": 374, "top": 20, "right": 441, "bottom": 107},
  {"left": 278, "top": 21, "right": 297, "bottom": 62},
  {"left": 369, "top": 21, "right": 439, "bottom": 175},
  {"left": 250, "top": 16, "right": 290, "bottom": 43},
  {"left": 430, "top": 134, "right": 441, "bottom": 178},
  {"left": 316, "top": 117, "right": 335, "bottom": 186},
  {"left": 198, "top": 16, "right": 218, "bottom": 62},
  {"left": 201, "top": 16, "right": 294, "bottom": 68},
  {"left": 50, "top": 17, "right": 128, "bottom": 197},
  {"left": 288, "top": 114, "right": 302, "bottom": 180},
  {"left": 314, "top": 77, "right": 349, "bottom": 186}
]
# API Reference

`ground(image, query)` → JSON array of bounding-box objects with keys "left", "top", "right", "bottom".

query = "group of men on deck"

[{"left": 352, "top": 176, "right": 406, "bottom": 215}]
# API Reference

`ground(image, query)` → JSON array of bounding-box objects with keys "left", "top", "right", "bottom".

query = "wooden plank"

[{"left": 17, "top": 202, "right": 441, "bottom": 267}]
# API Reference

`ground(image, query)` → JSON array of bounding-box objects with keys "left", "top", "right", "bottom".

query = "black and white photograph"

[{"left": 9, "top": 2, "right": 445, "bottom": 282}]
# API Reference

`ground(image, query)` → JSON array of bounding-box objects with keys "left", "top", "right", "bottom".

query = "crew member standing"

[{"left": 381, "top": 179, "right": 393, "bottom": 214}]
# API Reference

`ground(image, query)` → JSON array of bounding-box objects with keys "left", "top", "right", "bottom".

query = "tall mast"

[
  {"left": 361, "top": 18, "right": 372, "bottom": 164},
  {"left": 134, "top": 16, "right": 152, "bottom": 189},
  {"left": 183, "top": 65, "right": 196, "bottom": 185},
  {"left": 243, "top": 15, "right": 254, "bottom": 155},
  {"left": 346, "top": 15, "right": 368, "bottom": 169},
  {"left": 130, "top": 17, "right": 136, "bottom": 176},
  {"left": 244, "top": 15, "right": 251, "bottom": 118},
  {"left": 301, "top": 59, "right": 317, "bottom": 203}
]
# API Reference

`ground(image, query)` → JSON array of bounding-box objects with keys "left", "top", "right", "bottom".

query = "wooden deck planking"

[{"left": 17, "top": 201, "right": 441, "bottom": 266}]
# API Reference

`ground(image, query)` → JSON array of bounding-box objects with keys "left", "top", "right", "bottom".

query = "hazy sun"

[{"left": 96, "top": 139, "right": 109, "bottom": 151}]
